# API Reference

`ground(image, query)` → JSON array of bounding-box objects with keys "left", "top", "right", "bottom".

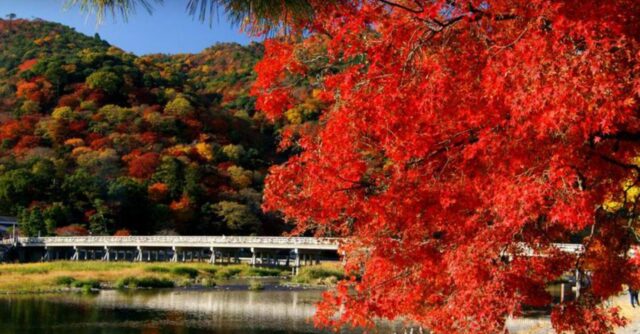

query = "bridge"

[{"left": 0, "top": 236, "right": 341, "bottom": 273}]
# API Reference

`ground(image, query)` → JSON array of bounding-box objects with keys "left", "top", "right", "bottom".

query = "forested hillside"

[{"left": 0, "top": 18, "right": 287, "bottom": 236}]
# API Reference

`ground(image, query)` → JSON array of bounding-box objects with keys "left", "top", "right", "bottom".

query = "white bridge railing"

[{"left": 2, "top": 236, "right": 341, "bottom": 250}]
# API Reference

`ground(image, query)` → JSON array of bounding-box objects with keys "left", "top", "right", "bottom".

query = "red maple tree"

[{"left": 254, "top": 1, "right": 640, "bottom": 333}]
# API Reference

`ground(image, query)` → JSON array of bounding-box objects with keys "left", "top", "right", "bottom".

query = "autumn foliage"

[
  {"left": 254, "top": 1, "right": 640, "bottom": 333},
  {"left": 0, "top": 19, "right": 281, "bottom": 237}
]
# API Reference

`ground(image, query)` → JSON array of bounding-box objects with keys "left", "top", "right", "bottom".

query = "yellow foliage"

[
  {"left": 603, "top": 200, "right": 623, "bottom": 213},
  {"left": 284, "top": 108, "right": 303, "bottom": 124},
  {"left": 52, "top": 106, "right": 74, "bottom": 120},
  {"left": 603, "top": 178, "right": 640, "bottom": 213},
  {"left": 166, "top": 144, "right": 192, "bottom": 156},
  {"left": 195, "top": 142, "right": 214, "bottom": 161},
  {"left": 227, "top": 165, "right": 252, "bottom": 189},
  {"left": 71, "top": 146, "right": 92, "bottom": 157}
]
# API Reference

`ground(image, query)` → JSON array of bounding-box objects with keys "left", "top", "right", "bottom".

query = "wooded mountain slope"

[{"left": 0, "top": 18, "right": 287, "bottom": 236}]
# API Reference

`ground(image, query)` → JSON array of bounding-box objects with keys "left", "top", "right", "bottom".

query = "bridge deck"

[{"left": 1, "top": 236, "right": 340, "bottom": 251}]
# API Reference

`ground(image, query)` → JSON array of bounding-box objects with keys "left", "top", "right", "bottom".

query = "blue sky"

[{"left": 0, "top": 0, "right": 253, "bottom": 55}]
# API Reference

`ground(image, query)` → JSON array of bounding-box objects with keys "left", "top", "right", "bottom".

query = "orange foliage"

[
  {"left": 148, "top": 182, "right": 169, "bottom": 202},
  {"left": 113, "top": 229, "right": 131, "bottom": 236},
  {"left": 55, "top": 224, "right": 89, "bottom": 236},
  {"left": 18, "top": 59, "right": 38, "bottom": 73},
  {"left": 16, "top": 77, "right": 53, "bottom": 104},
  {"left": 123, "top": 151, "right": 160, "bottom": 179}
]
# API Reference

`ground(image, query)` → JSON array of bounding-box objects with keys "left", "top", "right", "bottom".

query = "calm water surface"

[{"left": 0, "top": 288, "right": 359, "bottom": 334}]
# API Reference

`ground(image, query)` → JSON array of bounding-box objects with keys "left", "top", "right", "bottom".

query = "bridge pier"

[
  {"left": 71, "top": 246, "right": 79, "bottom": 261},
  {"left": 251, "top": 248, "right": 256, "bottom": 267},
  {"left": 170, "top": 247, "right": 177, "bottom": 262},
  {"left": 209, "top": 247, "right": 216, "bottom": 264},
  {"left": 293, "top": 248, "right": 300, "bottom": 275},
  {"left": 42, "top": 247, "right": 50, "bottom": 262}
]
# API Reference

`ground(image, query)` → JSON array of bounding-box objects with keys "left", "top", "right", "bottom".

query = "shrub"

[
  {"left": 136, "top": 277, "right": 174, "bottom": 288},
  {"left": 244, "top": 267, "right": 284, "bottom": 277},
  {"left": 292, "top": 265, "right": 345, "bottom": 285},
  {"left": 54, "top": 276, "right": 76, "bottom": 286},
  {"left": 176, "top": 279, "right": 192, "bottom": 288},
  {"left": 170, "top": 266, "right": 198, "bottom": 278},
  {"left": 71, "top": 279, "right": 101, "bottom": 289},
  {"left": 201, "top": 267, "right": 218, "bottom": 275},
  {"left": 248, "top": 280, "right": 264, "bottom": 291},
  {"left": 144, "top": 266, "right": 170, "bottom": 273},
  {"left": 198, "top": 277, "right": 216, "bottom": 288},
  {"left": 214, "top": 266, "right": 243, "bottom": 280},
  {"left": 116, "top": 276, "right": 174, "bottom": 289}
]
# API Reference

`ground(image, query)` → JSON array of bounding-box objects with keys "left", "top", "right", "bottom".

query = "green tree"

[
  {"left": 42, "top": 202, "right": 71, "bottom": 235},
  {"left": 18, "top": 207, "right": 47, "bottom": 237},
  {"left": 0, "top": 169, "right": 34, "bottom": 215},
  {"left": 88, "top": 199, "right": 113, "bottom": 235},
  {"left": 164, "top": 95, "right": 194, "bottom": 117},
  {"left": 153, "top": 157, "right": 185, "bottom": 198},
  {"left": 86, "top": 70, "right": 122, "bottom": 95},
  {"left": 213, "top": 200, "right": 260, "bottom": 234},
  {"left": 107, "top": 177, "right": 153, "bottom": 234}
]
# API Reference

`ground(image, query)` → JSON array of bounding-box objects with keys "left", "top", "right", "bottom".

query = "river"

[
  {"left": 2, "top": 286, "right": 636, "bottom": 334},
  {"left": 0, "top": 286, "right": 349, "bottom": 334}
]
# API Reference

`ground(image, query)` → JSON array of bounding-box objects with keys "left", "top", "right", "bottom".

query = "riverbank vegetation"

[
  {"left": 0, "top": 261, "right": 291, "bottom": 293},
  {"left": 291, "top": 263, "right": 344, "bottom": 286}
]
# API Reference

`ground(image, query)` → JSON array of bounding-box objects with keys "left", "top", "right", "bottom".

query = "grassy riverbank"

[
  {"left": 0, "top": 261, "right": 346, "bottom": 293},
  {"left": 0, "top": 261, "right": 287, "bottom": 293},
  {"left": 292, "top": 263, "right": 345, "bottom": 286}
]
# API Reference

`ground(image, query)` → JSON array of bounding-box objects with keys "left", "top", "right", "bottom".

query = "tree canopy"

[
  {"left": 23, "top": 0, "right": 640, "bottom": 333},
  {"left": 249, "top": 1, "right": 640, "bottom": 333},
  {"left": 0, "top": 18, "right": 287, "bottom": 237}
]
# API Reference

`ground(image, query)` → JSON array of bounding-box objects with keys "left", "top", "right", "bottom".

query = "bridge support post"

[
  {"left": 251, "top": 248, "right": 256, "bottom": 267},
  {"left": 135, "top": 246, "right": 143, "bottom": 262},
  {"left": 71, "top": 246, "right": 79, "bottom": 261},
  {"left": 42, "top": 247, "right": 49, "bottom": 262},
  {"left": 171, "top": 247, "right": 178, "bottom": 262},
  {"left": 293, "top": 248, "right": 300, "bottom": 275},
  {"left": 209, "top": 247, "right": 216, "bottom": 264}
]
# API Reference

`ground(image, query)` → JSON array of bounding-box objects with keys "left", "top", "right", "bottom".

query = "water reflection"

[{"left": 0, "top": 288, "right": 346, "bottom": 334}]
